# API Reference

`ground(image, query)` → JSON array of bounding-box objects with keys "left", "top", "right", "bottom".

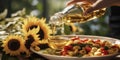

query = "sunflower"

[
  {"left": 22, "top": 16, "right": 51, "bottom": 40},
  {"left": 36, "top": 18, "right": 51, "bottom": 40},
  {"left": 33, "top": 40, "right": 50, "bottom": 51},
  {"left": 24, "top": 28, "right": 40, "bottom": 50},
  {"left": 22, "top": 27, "right": 40, "bottom": 56},
  {"left": 22, "top": 16, "right": 40, "bottom": 33},
  {"left": 2, "top": 35, "right": 25, "bottom": 56}
]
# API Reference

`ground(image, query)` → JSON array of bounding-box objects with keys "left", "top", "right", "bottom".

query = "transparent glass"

[{"left": 49, "top": 3, "right": 106, "bottom": 35}]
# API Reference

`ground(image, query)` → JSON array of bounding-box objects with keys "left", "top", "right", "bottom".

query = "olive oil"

[{"left": 63, "top": 8, "right": 106, "bottom": 23}]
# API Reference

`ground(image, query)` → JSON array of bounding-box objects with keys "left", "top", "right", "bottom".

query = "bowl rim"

[{"left": 31, "top": 35, "right": 120, "bottom": 59}]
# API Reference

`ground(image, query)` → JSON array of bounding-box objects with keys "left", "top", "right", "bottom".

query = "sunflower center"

[
  {"left": 25, "top": 35, "right": 34, "bottom": 49},
  {"left": 37, "top": 29, "right": 44, "bottom": 40},
  {"left": 37, "top": 43, "right": 49, "bottom": 49},
  {"left": 29, "top": 25, "right": 38, "bottom": 30},
  {"left": 8, "top": 39, "right": 20, "bottom": 51}
]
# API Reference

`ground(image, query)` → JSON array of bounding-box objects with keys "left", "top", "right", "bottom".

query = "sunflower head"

[
  {"left": 36, "top": 18, "right": 51, "bottom": 40},
  {"left": 2, "top": 35, "right": 25, "bottom": 56},
  {"left": 22, "top": 16, "right": 51, "bottom": 40},
  {"left": 35, "top": 40, "right": 50, "bottom": 50},
  {"left": 22, "top": 16, "right": 40, "bottom": 33},
  {"left": 24, "top": 28, "right": 40, "bottom": 50}
]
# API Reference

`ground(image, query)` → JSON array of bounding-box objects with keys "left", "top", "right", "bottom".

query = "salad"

[
  {"left": 61, "top": 36, "right": 119, "bottom": 57},
  {"left": 35, "top": 36, "right": 120, "bottom": 57}
]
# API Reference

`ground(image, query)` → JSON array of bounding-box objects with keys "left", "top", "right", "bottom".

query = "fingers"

[
  {"left": 66, "top": 0, "right": 84, "bottom": 6},
  {"left": 84, "top": 0, "right": 107, "bottom": 15}
]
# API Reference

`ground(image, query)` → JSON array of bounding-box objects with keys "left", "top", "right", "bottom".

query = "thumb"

[{"left": 84, "top": 0, "right": 106, "bottom": 15}]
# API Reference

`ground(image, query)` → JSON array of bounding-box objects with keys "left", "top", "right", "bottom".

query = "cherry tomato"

[
  {"left": 112, "top": 45, "right": 119, "bottom": 48},
  {"left": 64, "top": 45, "right": 73, "bottom": 51},
  {"left": 101, "top": 50, "right": 108, "bottom": 55},
  {"left": 100, "top": 47, "right": 108, "bottom": 55},
  {"left": 71, "top": 36, "right": 80, "bottom": 41},
  {"left": 61, "top": 51, "right": 68, "bottom": 56},
  {"left": 94, "top": 39, "right": 100, "bottom": 43},
  {"left": 82, "top": 38, "right": 89, "bottom": 42},
  {"left": 101, "top": 43, "right": 105, "bottom": 47},
  {"left": 85, "top": 46, "right": 92, "bottom": 52}
]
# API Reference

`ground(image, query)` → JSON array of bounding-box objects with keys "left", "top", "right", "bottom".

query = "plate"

[{"left": 31, "top": 35, "right": 120, "bottom": 60}]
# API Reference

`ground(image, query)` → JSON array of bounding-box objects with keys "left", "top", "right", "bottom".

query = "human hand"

[
  {"left": 67, "top": 0, "right": 96, "bottom": 6},
  {"left": 67, "top": 0, "right": 120, "bottom": 15}
]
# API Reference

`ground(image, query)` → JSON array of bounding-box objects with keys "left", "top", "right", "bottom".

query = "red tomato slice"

[
  {"left": 61, "top": 51, "right": 68, "bottom": 56},
  {"left": 71, "top": 36, "right": 80, "bottom": 41},
  {"left": 85, "top": 46, "right": 92, "bottom": 52},
  {"left": 101, "top": 50, "right": 108, "bottom": 55},
  {"left": 64, "top": 45, "right": 73, "bottom": 51}
]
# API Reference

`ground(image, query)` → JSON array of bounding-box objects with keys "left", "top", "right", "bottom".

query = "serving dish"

[{"left": 31, "top": 35, "right": 120, "bottom": 60}]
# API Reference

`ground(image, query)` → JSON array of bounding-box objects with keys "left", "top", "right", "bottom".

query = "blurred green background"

[{"left": 0, "top": 0, "right": 110, "bottom": 36}]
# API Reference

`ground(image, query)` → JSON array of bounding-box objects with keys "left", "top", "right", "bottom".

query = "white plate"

[{"left": 31, "top": 35, "right": 120, "bottom": 60}]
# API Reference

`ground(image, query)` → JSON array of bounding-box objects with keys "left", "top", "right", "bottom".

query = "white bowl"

[{"left": 31, "top": 35, "right": 120, "bottom": 60}]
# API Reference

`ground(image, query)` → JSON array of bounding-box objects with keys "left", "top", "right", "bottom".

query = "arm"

[{"left": 67, "top": 0, "right": 120, "bottom": 14}]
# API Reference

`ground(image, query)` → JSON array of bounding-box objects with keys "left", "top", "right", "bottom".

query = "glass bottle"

[
  {"left": 50, "top": 3, "right": 106, "bottom": 23},
  {"left": 49, "top": 2, "right": 106, "bottom": 35}
]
